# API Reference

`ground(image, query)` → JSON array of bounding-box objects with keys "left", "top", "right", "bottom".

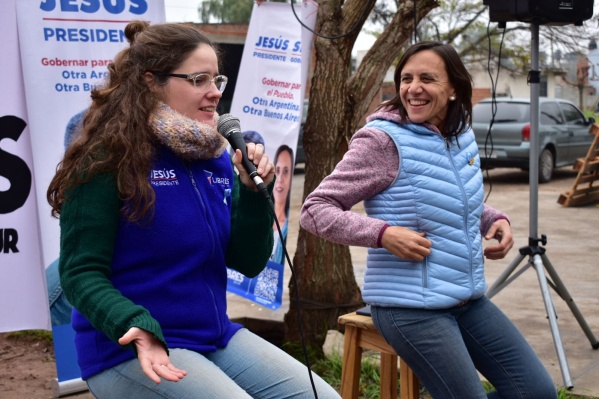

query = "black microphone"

[{"left": 217, "top": 114, "right": 269, "bottom": 197}]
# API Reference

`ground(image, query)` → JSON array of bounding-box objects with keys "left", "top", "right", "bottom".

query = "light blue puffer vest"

[{"left": 363, "top": 120, "right": 486, "bottom": 309}]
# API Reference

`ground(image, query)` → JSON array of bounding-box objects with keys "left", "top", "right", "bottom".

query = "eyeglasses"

[{"left": 155, "top": 73, "right": 228, "bottom": 93}]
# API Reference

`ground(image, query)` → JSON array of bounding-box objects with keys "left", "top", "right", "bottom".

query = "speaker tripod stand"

[
  {"left": 485, "top": 21, "right": 599, "bottom": 390},
  {"left": 486, "top": 236, "right": 599, "bottom": 389}
]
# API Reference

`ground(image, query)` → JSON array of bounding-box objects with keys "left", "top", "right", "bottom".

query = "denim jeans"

[
  {"left": 46, "top": 258, "right": 73, "bottom": 326},
  {"left": 86, "top": 328, "right": 340, "bottom": 399},
  {"left": 371, "top": 296, "right": 557, "bottom": 399}
]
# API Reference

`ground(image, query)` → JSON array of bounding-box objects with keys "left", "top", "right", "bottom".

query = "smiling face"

[
  {"left": 399, "top": 50, "right": 456, "bottom": 130},
  {"left": 273, "top": 149, "right": 292, "bottom": 210},
  {"left": 153, "top": 44, "right": 222, "bottom": 126}
]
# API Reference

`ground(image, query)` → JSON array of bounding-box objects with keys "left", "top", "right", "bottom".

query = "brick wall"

[{"left": 473, "top": 87, "right": 492, "bottom": 105}]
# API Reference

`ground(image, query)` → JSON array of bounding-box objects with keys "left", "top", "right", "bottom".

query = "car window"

[
  {"left": 540, "top": 102, "right": 563, "bottom": 125},
  {"left": 472, "top": 102, "right": 530, "bottom": 123},
  {"left": 559, "top": 103, "right": 585, "bottom": 124}
]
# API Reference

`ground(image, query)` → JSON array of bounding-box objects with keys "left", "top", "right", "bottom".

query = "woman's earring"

[{"left": 449, "top": 96, "right": 456, "bottom": 101}]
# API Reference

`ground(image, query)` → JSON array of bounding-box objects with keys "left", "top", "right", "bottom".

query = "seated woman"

[{"left": 47, "top": 20, "right": 340, "bottom": 399}]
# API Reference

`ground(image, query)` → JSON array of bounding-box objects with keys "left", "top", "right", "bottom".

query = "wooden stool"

[{"left": 338, "top": 312, "right": 419, "bottom": 399}]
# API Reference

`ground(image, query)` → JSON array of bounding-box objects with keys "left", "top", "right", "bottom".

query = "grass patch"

[
  {"left": 311, "top": 351, "right": 383, "bottom": 397},
  {"left": 309, "top": 348, "right": 598, "bottom": 399},
  {"left": 6, "top": 330, "right": 53, "bottom": 342},
  {"left": 557, "top": 387, "right": 598, "bottom": 399}
]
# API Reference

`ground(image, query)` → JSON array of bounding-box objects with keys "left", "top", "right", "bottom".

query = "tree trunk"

[{"left": 284, "top": 0, "right": 439, "bottom": 355}]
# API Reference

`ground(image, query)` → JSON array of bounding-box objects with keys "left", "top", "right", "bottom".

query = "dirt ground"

[
  {"left": 0, "top": 331, "right": 95, "bottom": 399},
  {"left": 0, "top": 331, "right": 64, "bottom": 399}
]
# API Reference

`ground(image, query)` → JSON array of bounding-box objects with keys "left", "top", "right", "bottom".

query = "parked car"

[{"left": 472, "top": 97, "right": 595, "bottom": 183}]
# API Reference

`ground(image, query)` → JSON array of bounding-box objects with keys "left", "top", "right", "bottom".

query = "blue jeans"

[
  {"left": 86, "top": 328, "right": 340, "bottom": 399},
  {"left": 371, "top": 296, "right": 557, "bottom": 399},
  {"left": 46, "top": 258, "right": 73, "bottom": 326}
]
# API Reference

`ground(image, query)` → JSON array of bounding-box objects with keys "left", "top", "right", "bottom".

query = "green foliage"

[
  {"left": 557, "top": 387, "right": 599, "bottom": 399},
  {"left": 198, "top": 0, "right": 253, "bottom": 24},
  {"left": 198, "top": 0, "right": 287, "bottom": 24},
  {"left": 281, "top": 340, "right": 325, "bottom": 366},
  {"left": 7, "top": 329, "right": 53, "bottom": 342},
  {"left": 370, "top": 0, "right": 597, "bottom": 74},
  {"left": 481, "top": 379, "right": 494, "bottom": 393},
  {"left": 310, "top": 349, "right": 599, "bottom": 399},
  {"left": 311, "top": 350, "right": 343, "bottom": 392},
  {"left": 482, "top": 380, "right": 595, "bottom": 398},
  {"left": 311, "top": 351, "right": 384, "bottom": 398}
]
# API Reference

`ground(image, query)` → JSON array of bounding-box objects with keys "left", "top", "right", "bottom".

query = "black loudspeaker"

[{"left": 483, "top": 0, "right": 594, "bottom": 26}]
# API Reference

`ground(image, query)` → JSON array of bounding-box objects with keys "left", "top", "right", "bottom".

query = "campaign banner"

[
  {"left": 227, "top": 261, "right": 285, "bottom": 310},
  {"left": 588, "top": 48, "right": 599, "bottom": 95},
  {"left": 17, "top": 0, "right": 165, "bottom": 267},
  {"left": 226, "top": 1, "right": 317, "bottom": 309},
  {"left": 15, "top": 1, "right": 165, "bottom": 394},
  {"left": 0, "top": 0, "right": 49, "bottom": 333}
]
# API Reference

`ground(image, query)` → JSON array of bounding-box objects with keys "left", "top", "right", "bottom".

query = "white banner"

[
  {"left": 588, "top": 48, "right": 599, "bottom": 95},
  {"left": 226, "top": 1, "right": 317, "bottom": 306},
  {"left": 230, "top": 1, "right": 316, "bottom": 159},
  {"left": 16, "top": 0, "right": 166, "bottom": 269},
  {"left": 14, "top": 0, "right": 165, "bottom": 390},
  {"left": 0, "top": 0, "right": 49, "bottom": 332}
]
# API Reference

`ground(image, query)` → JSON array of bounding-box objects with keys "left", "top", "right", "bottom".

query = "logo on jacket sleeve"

[
  {"left": 204, "top": 170, "right": 230, "bottom": 186},
  {"left": 204, "top": 170, "right": 232, "bottom": 205},
  {"left": 467, "top": 152, "right": 477, "bottom": 168},
  {"left": 205, "top": 170, "right": 213, "bottom": 185},
  {"left": 150, "top": 169, "right": 179, "bottom": 186}
]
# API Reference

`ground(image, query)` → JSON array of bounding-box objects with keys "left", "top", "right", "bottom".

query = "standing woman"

[
  {"left": 300, "top": 41, "right": 556, "bottom": 399},
  {"left": 48, "top": 21, "right": 339, "bottom": 399},
  {"left": 271, "top": 144, "right": 294, "bottom": 265}
]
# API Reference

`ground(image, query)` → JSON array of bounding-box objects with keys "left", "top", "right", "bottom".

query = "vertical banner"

[
  {"left": 16, "top": 0, "right": 165, "bottom": 268},
  {"left": 0, "top": 0, "right": 49, "bottom": 333},
  {"left": 15, "top": 1, "right": 165, "bottom": 395},
  {"left": 588, "top": 47, "right": 599, "bottom": 95},
  {"left": 226, "top": 1, "right": 317, "bottom": 309}
]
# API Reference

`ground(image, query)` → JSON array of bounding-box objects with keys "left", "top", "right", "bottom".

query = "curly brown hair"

[{"left": 47, "top": 21, "right": 216, "bottom": 222}]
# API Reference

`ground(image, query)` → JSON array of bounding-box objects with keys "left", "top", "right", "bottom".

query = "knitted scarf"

[{"left": 149, "top": 102, "right": 228, "bottom": 160}]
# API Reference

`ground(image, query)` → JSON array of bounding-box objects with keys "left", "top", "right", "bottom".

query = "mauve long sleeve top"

[{"left": 300, "top": 109, "right": 508, "bottom": 248}]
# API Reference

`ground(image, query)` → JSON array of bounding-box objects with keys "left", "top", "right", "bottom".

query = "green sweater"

[{"left": 59, "top": 169, "right": 274, "bottom": 349}]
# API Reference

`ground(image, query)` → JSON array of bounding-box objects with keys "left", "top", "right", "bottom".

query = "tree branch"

[{"left": 347, "top": 0, "right": 439, "bottom": 125}]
